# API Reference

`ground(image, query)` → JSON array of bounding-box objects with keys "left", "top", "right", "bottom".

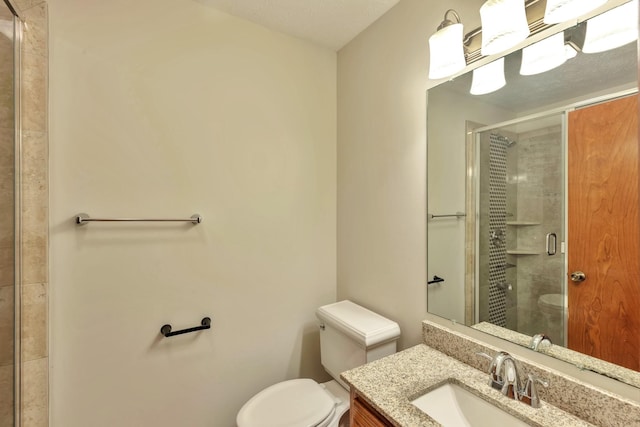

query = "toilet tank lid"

[{"left": 316, "top": 300, "right": 400, "bottom": 347}]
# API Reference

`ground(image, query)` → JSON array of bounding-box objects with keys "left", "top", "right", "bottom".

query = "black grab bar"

[
  {"left": 161, "top": 317, "right": 211, "bottom": 337},
  {"left": 427, "top": 275, "right": 445, "bottom": 285}
]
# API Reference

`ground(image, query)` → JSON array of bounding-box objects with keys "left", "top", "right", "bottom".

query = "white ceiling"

[{"left": 195, "top": 0, "right": 400, "bottom": 51}]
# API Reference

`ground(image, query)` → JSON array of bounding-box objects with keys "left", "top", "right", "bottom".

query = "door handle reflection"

[{"left": 570, "top": 271, "right": 586, "bottom": 283}]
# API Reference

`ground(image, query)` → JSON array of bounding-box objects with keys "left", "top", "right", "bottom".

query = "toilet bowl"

[
  {"left": 538, "top": 293, "right": 563, "bottom": 315},
  {"left": 236, "top": 379, "right": 349, "bottom": 427},
  {"left": 236, "top": 300, "right": 400, "bottom": 427}
]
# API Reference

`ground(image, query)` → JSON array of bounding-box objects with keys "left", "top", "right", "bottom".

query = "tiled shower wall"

[
  {"left": 513, "top": 125, "right": 564, "bottom": 342},
  {"left": 17, "top": 0, "right": 48, "bottom": 426},
  {"left": 0, "top": 2, "right": 17, "bottom": 425},
  {"left": 478, "top": 125, "right": 563, "bottom": 342}
]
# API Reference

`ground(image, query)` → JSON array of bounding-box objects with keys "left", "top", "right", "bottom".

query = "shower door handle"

[{"left": 546, "top": 233, "right": 557, "bottom": 256}]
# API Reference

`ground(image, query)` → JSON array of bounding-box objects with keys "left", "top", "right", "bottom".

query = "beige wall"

[
  {"left": 49, "top": 0, "right": 336, "bottom": 426},
  {"left": 336, "top": 0, "right": 485, "bottom": 349}
]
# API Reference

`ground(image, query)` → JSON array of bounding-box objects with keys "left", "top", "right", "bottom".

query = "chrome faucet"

[
  {"left": 529, "top": 333, "right": 552, "bottom": 351},
  {"left": 476, "top": 350, "right": 549, "bottom": 408},
  {"left": 477, "top": 351, "right": 507, "bottom": 391},
  {"left": 495, "top": 354, "right": 521, "bottom": 400},
  {"left": 521, "top": 374, "right": 549, "bottom": 408}
]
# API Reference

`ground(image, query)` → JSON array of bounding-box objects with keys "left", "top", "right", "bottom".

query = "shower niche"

[{"left": 475, "top": 113, "right": 566, "bottom": 345}]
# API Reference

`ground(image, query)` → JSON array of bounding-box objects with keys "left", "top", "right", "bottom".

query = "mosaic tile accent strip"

[{"left": 488, "top": 133, "right": 509, "bottom": 327}]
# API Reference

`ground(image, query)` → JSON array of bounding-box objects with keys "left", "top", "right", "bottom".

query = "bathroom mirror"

[{"left": 426, "top": 0, "right": 640, "bottom": 388}]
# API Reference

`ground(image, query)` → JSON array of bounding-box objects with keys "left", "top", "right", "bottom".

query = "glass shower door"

[
  {"left": 0, "top": 2, "right": 20, "bottom": 426},
  {"left": 476, "top": 113, "right": 566, "bottom": 345}
]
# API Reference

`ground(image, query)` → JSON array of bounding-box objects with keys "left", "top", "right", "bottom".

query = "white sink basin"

[{"left": 411, "top": 382, "right": 530, "bottom": 427}]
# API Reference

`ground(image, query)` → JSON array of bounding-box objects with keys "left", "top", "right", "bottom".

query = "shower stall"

[
  {"left": 0, "top": 1, "right": 21, "bottom": 426},
  {"left": 475, "top": 113, "right": 566, "bottom": 345}
]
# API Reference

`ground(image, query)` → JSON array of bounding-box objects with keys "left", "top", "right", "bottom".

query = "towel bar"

[{"left": 75, "top": 213, "right": 202, "bottom": 225}]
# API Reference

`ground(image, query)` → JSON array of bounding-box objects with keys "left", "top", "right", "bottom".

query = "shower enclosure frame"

[
  {"left": 472, "top": 110, "right": 567, "bottom": 342},
  {"left": 13, "top": 16, "right": 23, "bottom": 427},
  {"left": 3, "top": 0, "right": 24, "bottom": 425}
]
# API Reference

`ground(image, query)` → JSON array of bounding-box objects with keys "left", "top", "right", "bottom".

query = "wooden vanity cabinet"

[{"left": 350, "top": 389, "right": 394, "bottom": 427}]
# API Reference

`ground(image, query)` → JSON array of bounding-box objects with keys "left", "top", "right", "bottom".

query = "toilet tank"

[{"left": 316, "top": 300, "right": 400, "bottom": 388}]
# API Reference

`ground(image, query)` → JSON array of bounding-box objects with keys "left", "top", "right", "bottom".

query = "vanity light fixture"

[
  {"left": 543, "top": 0, "right": 608, "bottom": 24},
  {"left": 480, "top": 0, "right": 530, "bottom": 56},
  {"left": 470, "top": 57, "right": 506, "bottom": 95},
  {"left": 428, "top": 0, "right": 634, "bottom": 81},
  {"left": 582, "top": 0, "right": 638, "bottom": 53},
  {"left": 428, "top": 9, "right": 466, "bottom": 79},
  {"left": 520, "top": 32, "right": 568, "bottom": 75}
]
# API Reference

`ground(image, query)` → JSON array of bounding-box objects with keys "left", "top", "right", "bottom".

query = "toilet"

[
  {"left": 236, "top": 300, "right": 401, "bottom": 427},
  {"left": 537, "top": 293, "right": 564, "bottom": 341}
]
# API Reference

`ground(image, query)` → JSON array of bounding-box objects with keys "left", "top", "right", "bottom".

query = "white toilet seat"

[
  {"left": 538, "top": 293, "right": 564, "bottom": 312},
  {"left": 237, "top": 301, "right": 399, "bottom": 427},
  {"left": 236, "top": 379, "right": 345, "bottom": 427}
]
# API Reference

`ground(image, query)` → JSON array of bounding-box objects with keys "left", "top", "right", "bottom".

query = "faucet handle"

[
  {"left": 475, "top": 351, "right": 496, "bottom": 371},
  {"left": 476, "top": 351, "right": 493, "bottom": 364},
  {"left": 522, "top": 374, "right": 549, "bottom": 408}
]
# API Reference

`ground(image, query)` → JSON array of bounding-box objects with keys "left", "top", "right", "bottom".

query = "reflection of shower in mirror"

[{"left": 477, "top": 115, "right": 566, "bottom": 344}]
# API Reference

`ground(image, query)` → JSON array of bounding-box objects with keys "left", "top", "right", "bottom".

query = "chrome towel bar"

[
  {"left": 428, "top": 212, "right": 466, "bottom": 219},
  {"left": 75, "top": 213, "right": 202, "bottom": 225},
  {"left": 161, "top": 317, "right": 211, "bottom": 337}
]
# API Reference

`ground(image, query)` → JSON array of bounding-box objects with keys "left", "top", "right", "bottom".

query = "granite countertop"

[
  {"left": 472, "top": 322, "right": 640, "bottom": 389},
  {"left": 341, "top": 344, "right": 595, "bottom": 427}
]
